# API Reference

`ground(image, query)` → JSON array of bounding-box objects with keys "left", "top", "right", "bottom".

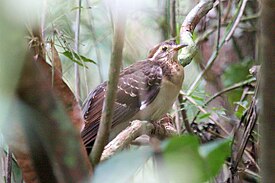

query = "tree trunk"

[{"left": 259, "top": 0, "right": 275, "bottom": 182}]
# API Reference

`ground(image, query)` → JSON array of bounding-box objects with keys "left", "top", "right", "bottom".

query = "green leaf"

[
  {"left": 62, "top": 51, "right": 96, "bottom": 67},
  {"left": 198, "top": 112, "right": 211, "bottom": 120},
  {"left": 199, "top": 138, "right": 231, "bottom": 178},
  {"left": 71, "top": 6, "right": 84, "bottom": 11},
  {"left": 93, "top": 147, "right": 153, "bottom": 183},
  {"left": 162, "top": 136, "right": 207, "bottom": 183},
  {"left": 191, "top": 95, "right": 204, "bottom": 102},
  {"left": 161, "top": 136, "right": 231, "bottom": 182}
]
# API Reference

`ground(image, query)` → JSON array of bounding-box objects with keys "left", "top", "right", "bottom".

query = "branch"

[
  {"left": 6, "top": 148, "right": 12, "bottom": 183},
  {"left": 231, "top": 96, "right": 258, "bottom": 177},
  {"left": 169, "top": 0, "right": 177, "bottom": 37},
  {"left": 225, "top": 0, "right": 248, "bottom": 41},
  {"left": 184, "top": 0, "right": 252, "bottom": 96},
  {"left": 74, "top": 0, "right": 82, "bottom": 103},
  {"left": 184, "top": 94, "right": 229, "bottom": 136},
  {"left": 179, "top": 0, "right": 214, "bottom": 66},
  {"left": 101, "top": 118, "right": 177, "bottom": 161},
  {"left": 101, "top": 121, "right": 154, "bottom": 161},
  {"left": 91, "top": 3, "right": 127, "bottom": 165},
  {"left": 191, "top": 77, "right": 256, "bottom": 123},
  {"left": 178, "top": 94, "right": 193, "bottom": 134}
]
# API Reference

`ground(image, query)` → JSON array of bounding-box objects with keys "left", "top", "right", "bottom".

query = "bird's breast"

[{"left": 134, "top": 63, "right": 184, "bottom": 121}]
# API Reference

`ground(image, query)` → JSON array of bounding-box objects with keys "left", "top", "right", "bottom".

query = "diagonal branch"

[{"left": 90, "top": 2, "right": 127, "bottom": 166}]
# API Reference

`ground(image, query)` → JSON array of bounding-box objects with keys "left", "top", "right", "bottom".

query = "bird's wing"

[{"left": 81, "top": 60, "right": 163, "bottom": 148}]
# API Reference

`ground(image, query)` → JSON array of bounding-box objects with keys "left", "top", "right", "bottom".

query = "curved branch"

[{"left": 179, "top": 0, "right": 214, "bottom": 66}]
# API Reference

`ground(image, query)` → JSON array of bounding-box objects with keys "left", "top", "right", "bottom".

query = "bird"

[{"left": 81, "top": 40, "right": 187, "bottom": 154}]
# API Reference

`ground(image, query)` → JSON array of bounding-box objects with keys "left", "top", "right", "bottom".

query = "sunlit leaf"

[
  {"left": 93, "top": 147, "right": 153, "bottom": 183},
  {"left": 198, "top": 112, "right": 211, "bottom": 120},
  {"left": 62, "top": 51, "right": 96, "bottom": 67}
]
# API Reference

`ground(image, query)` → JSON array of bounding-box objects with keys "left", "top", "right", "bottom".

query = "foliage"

[{"left": 93, "top": 136, "right": 231, "bottom": 183}]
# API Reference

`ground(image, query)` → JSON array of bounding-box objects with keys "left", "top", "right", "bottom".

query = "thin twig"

[
  {"left": 234, "top": 87, "right": 249, "bottom": 112},
  {"left": 178, "top": 94, "right": 193, "bottom": 134},
  {"left": 173, "top": 103, "right": 181, "bottom": 134},
  {"left": 170, "top": 0, "right": 177, "bottom": 37},
  {"left": 216, "top": 0, "right": 221, "bottom": 51},
  {"left": 191, "top": 77, "right": 256, "bottom": 123},
  {"left": 186, "top": 0, "right": 250, "bottom": 96},
  {"left": 74, "top": 0, "right": 82, "bottom": 103},
  {"left": 6, "top": 148, "right": 12, "bottom": 183},
  {"left": 225, "top": 0, "right": 248, "bottom": 41},
  {"left": 184, "top": 95, "right": 229, "bottom": 136},
  {"left": 86, "top": 0, "right": 104, "bottom": 83},
  {"left": 91, "top": 3, "right": 127, "bottom": 166},
  {"left": 223, "top": 0, "right": 232, "bottom": 22},
  {"left": 41, "top": 0, "right": 47, "bottom": 39},
  {"left": 231, "top": 97, "right": 258, "bottom": 175},
  {"left": 205, "top": 78, "right": 255, "bottom": 107}
]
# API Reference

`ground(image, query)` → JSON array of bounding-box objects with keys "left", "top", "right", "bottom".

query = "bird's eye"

[{"left": 161, "top": 46, "right": 167, "bottom": 52}]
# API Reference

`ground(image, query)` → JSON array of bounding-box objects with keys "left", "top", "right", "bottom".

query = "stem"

[
  {"left": 170, "top": 0, "right": 176, "bottom": 37},
  {"left": 6, "top": 148, "right": 12, "bottom": 183},
  {"left": 74, "top": 0, "right": 82, "bottom": 103},
  {"left": 91, "top": 2, "right": 127, "bottom": 166},
  {"left": 225, "top": 0, "right": 248, "bottom": 41},
  {"left": 191, "top": 78, "right": 256, "bottom": 123}
]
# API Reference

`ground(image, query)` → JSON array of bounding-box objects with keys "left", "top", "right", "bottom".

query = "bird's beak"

[{"left": 173, "top": 43, "right": 188, "bottom": 51}]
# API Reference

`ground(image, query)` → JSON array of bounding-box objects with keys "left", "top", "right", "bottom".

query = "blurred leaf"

[
  {"left": 198, "top": 112, "right": 211, "bottom": 120},
  {"left": 93, "top": 147, "right": 153, "bottom": 183},
  {"left": 11, "top": 157, "right": 22, "bottom": 183},
  {"left": 235, "top": 110, "right": 243, "bottom": 119},
  {"left": 191, "top": 95, "right": 204, "bottom": 102},
  {"left": 62, "top": 51, "right": 96, "bottom": 67},
  {"left": 162, "top": 136, "right": 206, "bottom": 183},
  {"left": 71, "top": 6, "right": 84, "bottom": 11},
  {"left": 199, "top": 138, "right": 231, "bottom": 178},
  {"left": 234, "top": 101, "right": 249, "bottom": 110},
  {"left": 162, "top": 136, "right": 231, "bottom": 182},
  {"left": 222, "top": 59, "right": 253, "bottom": 107},
  {"left": 223, "top": 59, "right": 253, "bottom": 87}
]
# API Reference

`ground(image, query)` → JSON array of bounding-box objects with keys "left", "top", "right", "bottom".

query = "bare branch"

[
  {"left": 91, "top": 3, "right": 127, "bottom": 166},
  {"left": 6, "top": 148, "right": 12, "bottom": 183},
  {"left": 179, "top": 0, "right": 214, "bottom": 66},
  {"left": 101, "top": 119, "right": 177, "bottom": 161},
  {"left": 178, "top": 94, "right": 193, "bottom": 134},
  {"left": 225, "top": 0, "right": 249, "bottom": 41},
  {"left": 74, "top": 0, "right": 82, "bottom": 103},
  {"left": 170, "top": 0, "right": 176, "bottom": 37},
  {"left": 101, "top": 121, "right": 154, "bottom": 161},
  {"left": 184, "top": 94, "right": 229, "bottom": 136},
  {"left": 191, "top": 77, "right": 256, "bottom": 124}
]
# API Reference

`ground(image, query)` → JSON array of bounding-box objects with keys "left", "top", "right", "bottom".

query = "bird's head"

[{"left": 148, "top": 40, "right": 187, "bottom": 63}]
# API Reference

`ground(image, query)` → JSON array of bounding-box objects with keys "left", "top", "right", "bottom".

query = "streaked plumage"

[{"left": 81, "top": 40, "right": 186, "bottom": 154}]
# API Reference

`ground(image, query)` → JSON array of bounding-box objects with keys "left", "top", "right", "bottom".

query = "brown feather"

[{"left": 81, "top": 60, "right": 163, "bottom": 153}]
